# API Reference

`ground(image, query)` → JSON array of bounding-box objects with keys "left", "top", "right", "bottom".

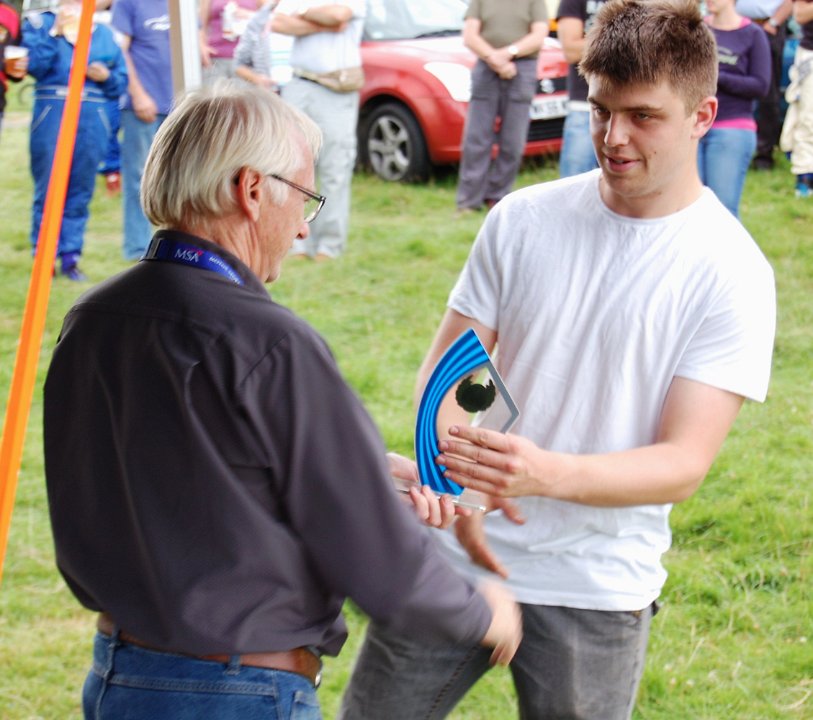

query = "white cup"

[
  {"left": 4, "top": 45, "right": 28, "bottom": 61},
  {"left": 4, "top": 45, "right": 28, "bottom": 76}
]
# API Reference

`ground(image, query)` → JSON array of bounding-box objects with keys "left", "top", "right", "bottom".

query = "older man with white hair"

[{"left": 42, "top": 81, "right": 521, "bottom": 720}]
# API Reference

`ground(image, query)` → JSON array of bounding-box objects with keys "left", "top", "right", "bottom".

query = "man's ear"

[
  {"left": 233, "top": 166, "right": 264, "bottom": 222},
  {"left": 692, "top": 95, "right": 718, "bottom": 139}
]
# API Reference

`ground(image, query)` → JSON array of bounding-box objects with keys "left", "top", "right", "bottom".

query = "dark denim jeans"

[
  {"left": 339, "top": 603, "right": 655, "bottom": 720},
  {"left": 83, "top": 633, "right": 321, "bottom": 719}
]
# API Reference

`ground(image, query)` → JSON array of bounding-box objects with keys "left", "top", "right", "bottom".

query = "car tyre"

[{"left": 359, "top": 102, "right": 430, "bottom": 182}]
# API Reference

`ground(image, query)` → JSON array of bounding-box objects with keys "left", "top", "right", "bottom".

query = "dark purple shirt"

[
  {"left": 44, "top": 230, "right": 491, "bottom": 657},
  {"left": 801, "top": 0, "right": 813, "bottom": 51},
  {"left": 709, "top": 19, "right": 771, "bottom": 122}
]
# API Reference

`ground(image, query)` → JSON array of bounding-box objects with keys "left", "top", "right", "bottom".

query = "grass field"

[{"left": 0, "top": 94, "right": 811, "bottom": 719}]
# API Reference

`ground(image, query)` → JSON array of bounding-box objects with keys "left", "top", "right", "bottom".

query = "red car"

[{"left": 357, "top": 0, "right": 568, "bottom": 181}]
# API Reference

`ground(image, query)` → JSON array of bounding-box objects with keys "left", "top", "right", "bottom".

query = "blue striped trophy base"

[{"left": 412, "top": 328, "right": 520, "bottom": 511}]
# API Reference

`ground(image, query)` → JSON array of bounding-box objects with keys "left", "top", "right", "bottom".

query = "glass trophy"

[{"left": 411, "top": 328, "right": 520, "bottom": 511}]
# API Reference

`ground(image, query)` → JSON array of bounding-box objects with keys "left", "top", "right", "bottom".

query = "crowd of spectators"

[
  {"left": 2, "top": 0, "right": 809, "bottom": 281},
  {"left": 0, "top": 3, "right": 795, "bottom": 718}
]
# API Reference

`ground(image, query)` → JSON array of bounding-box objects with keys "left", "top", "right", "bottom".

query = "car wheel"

[{"left": 360, "top": 102, "right": 430, "bottom": 182}]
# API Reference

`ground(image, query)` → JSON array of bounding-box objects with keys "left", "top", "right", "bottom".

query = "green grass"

[{"left": 0, "top": 94, "right": 811, "bottom": 718}]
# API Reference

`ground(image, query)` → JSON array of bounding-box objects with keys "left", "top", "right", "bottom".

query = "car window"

[{"left": 364, "top": 0, "right": 467, "bottom": 41}]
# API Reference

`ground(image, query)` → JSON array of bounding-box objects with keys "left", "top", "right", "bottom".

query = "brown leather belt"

[{"left": 97, "top": 613, "right": 322, "bottom": 686}]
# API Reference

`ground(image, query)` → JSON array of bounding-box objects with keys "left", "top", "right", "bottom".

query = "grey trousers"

[
  {"left": 282, "top": 77, "right": 359, "bottom": 258},
  {"left": 339, "top": 603, "right": 655, "bottom": 720},
  {"left": 456, "top": 58, "right": 538, "bottom": 210}
]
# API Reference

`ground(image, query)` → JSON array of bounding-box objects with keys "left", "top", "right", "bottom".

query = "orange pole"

[{"left": 0, "top": 0, "right": 97, "bottom": 587}]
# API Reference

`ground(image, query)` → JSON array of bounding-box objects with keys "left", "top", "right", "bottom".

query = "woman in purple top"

[
  {"left": 199, "top": 0, "right": 262, "bottom": 85},
  {"left": 699, "top": 0, "right": 771, "bottom": 217}
]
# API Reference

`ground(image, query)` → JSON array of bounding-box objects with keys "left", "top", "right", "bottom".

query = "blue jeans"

[
  {"left": 339, "top": 603, "right": 654, "bottom": 720},
  {"left": 558, "top": 109, "right": 598, "bottom": 178},
  {"left": 83, "top": 632, "right": 321, "bottom": 719},
  {"left": 697, "top": 127, "right": 756, "bottom": 218},
  {"left": 121, "top": 109, "right": 166, "bottom": 260}
]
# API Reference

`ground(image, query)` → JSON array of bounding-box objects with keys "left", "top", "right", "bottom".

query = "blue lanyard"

[{"left": 146, "top": 238, "right": 245, "bottom": 286}]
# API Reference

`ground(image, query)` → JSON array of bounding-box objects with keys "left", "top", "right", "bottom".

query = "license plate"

[{"left": 530, "top": 96, "right": 568, "bottom": 120}]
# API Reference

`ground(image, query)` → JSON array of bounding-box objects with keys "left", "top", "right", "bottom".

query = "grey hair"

[{"left": 141, "top": 80, "right": 322, "bottom": 229}]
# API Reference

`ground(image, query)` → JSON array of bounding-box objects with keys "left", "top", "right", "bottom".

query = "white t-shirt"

[
  {"left": 275, "top": 0, "right": 365, "bottom": 74},
  {"left": 435, "top": 170, "right": 776, "bottom": 610}
]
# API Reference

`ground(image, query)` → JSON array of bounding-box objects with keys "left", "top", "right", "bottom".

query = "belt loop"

[
  {"left": 225, "top": 654, "right": 242, "bottom": 675},
  {"left": 101, "top": 626, "right": 121, "bottom": 681},
  {"left": 93, "top": 631, "right": 118, "bottom": 719},
  {"left": 307, "top": 646, "right": 324, "bottom": 688}
]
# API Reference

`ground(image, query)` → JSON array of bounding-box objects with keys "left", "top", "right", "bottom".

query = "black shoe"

[{"left": 752, "top": 157, "right": 774, "bottom": 171}]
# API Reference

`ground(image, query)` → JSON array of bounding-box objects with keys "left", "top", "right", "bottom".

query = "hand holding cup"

[{"left": 4, "top": 46, "right": 29, "bottom": 79}]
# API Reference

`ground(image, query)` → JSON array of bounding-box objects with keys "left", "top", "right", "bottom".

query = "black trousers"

[{"left": 754, "top": 23, "right": 788, "bottom": 165}]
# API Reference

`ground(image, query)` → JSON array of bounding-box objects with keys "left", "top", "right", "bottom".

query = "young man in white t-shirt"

[{"left": 340, "top": 0, "right": 776, "bottom": 718}]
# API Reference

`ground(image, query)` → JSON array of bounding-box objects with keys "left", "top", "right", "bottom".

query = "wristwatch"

[
  {"left": 767, "top": 17, "right": 780, "bottom": 28},
  {"left": 508, "top": 44, "right": 519, "bottom": 58}
]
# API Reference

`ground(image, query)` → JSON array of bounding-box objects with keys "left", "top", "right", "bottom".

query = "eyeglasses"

[{"left": 268, "top": 174, "right": 326, "bottom": 224}]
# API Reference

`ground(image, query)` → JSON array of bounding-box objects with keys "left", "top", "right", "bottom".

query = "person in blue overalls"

[
  {"left": 23, "top": 0, "right": 127, "bottom": 281},
  {"left": 94, "top": 0, "right": 122, "bottom": 196}
]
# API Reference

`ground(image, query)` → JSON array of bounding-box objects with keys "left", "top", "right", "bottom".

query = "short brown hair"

[{"left": 579, "top": 0, "right": 717, "bottom": 112}]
